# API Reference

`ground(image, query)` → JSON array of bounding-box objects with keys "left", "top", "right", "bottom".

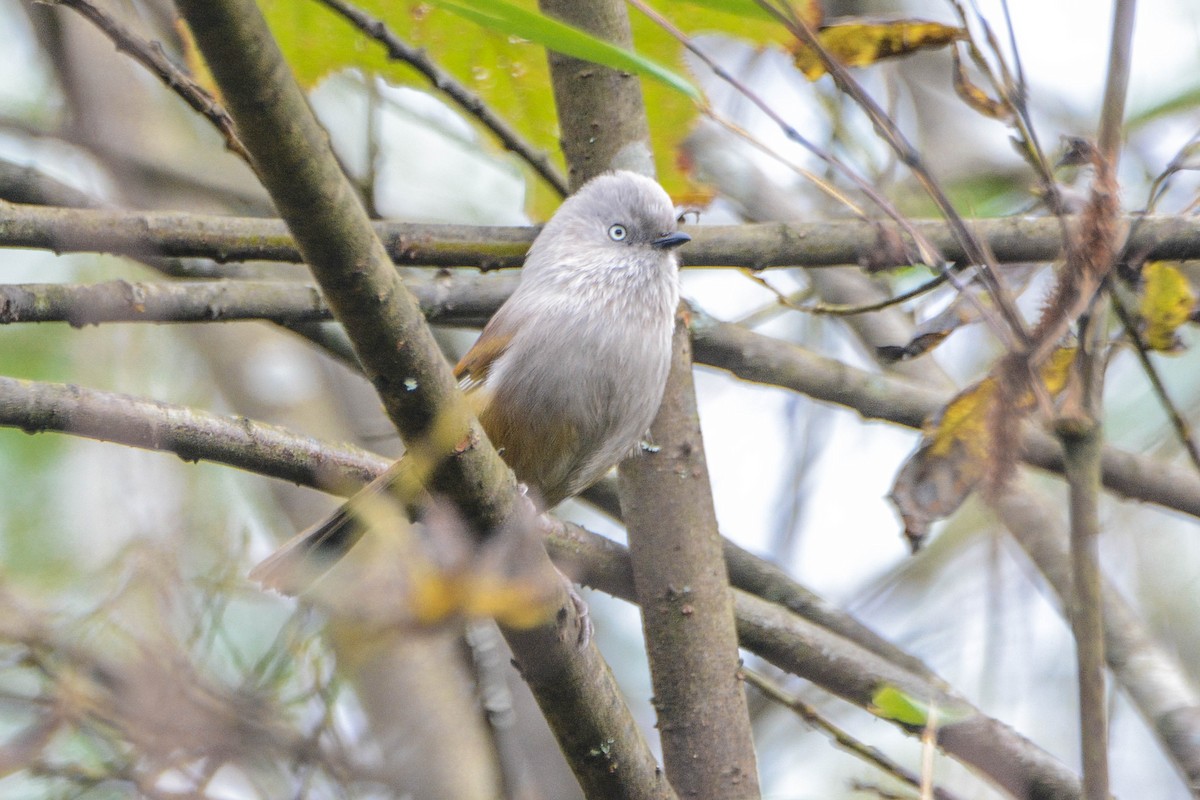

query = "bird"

[{"left": 251, "top": 170, "right": 689, "bottom": 596}]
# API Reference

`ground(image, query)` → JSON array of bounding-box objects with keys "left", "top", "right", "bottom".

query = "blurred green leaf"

[
  {"left": 871, "top": 685, "right": 974, "bottom": 727},
  {"left": 257, "top": 1, "right": 804, "bottom": 208},
  {"left": 428, "top": 0, "right": 701, "bottom": 99},
  {"left": 871, "top": 685, "right": 930, "bottom": 725}
]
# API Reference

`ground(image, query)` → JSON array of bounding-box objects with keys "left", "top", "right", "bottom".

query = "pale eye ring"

[{"left": 608, "top": 224, "right": 628, "bottom": 241}]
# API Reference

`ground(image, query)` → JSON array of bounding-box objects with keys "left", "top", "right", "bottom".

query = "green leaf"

[
  {"left": 870, "top": 686, "right": 973, "bottom": 727},
  {"left": 871, "top": 686, "right": 931, "bottom": 725},
  {"left": 428, "top": 0, "right": 701, "bottom": 99}
]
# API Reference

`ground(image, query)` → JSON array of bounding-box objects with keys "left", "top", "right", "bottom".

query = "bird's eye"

[{"left": 608, "top": 224, "right": 628, "bottom": 241}]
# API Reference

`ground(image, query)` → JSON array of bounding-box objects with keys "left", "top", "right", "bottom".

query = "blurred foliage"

[{"left": 1139, "top": 261, "right": 1197, "bottom": 352}]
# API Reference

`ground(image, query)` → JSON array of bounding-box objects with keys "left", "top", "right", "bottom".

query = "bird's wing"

[{"left": 454, "top": 309, "right": 518, "bottom": 393}]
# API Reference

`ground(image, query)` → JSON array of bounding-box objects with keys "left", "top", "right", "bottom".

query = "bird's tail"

[
  {"left": 249, "top": 503, "right": 370, "bottom": 595},
  {"left": 250, "top": 460, "right": 417, "bottom": 595}
]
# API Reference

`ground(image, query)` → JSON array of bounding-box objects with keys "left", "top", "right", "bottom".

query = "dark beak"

[{"left": 652, "top": 231, "right": 691, "bottom": 250}]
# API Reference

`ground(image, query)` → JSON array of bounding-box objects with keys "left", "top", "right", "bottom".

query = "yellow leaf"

[
  {"left": 792, "top": 19, "right": 965, "bottom": 80},
  {"left": 1140, "top": 261, "right": 1196, "bottom": 352},
  {"left": 890, "top": 347, "right": 1076, "bottom": 548},
  {"left": 952, "top": 48, "right": 1011, "bottom": 121},
  {"left": 407, "top": 567, "right": 559, "bottom": 629}
]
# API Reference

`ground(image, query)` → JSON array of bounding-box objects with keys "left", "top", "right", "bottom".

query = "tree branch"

[
  {"left": 0, "top": 375, "right": 387, "bottom": 487},
  {"left": 536, "top": 0, "right": 760, "bottom": 792},
  {"left": 619, "top": 312, "right": 760, "bottom": 797},
  {"left": 46, "top": 0, "right": 252, "bottom": 164},
  {"left": 0, "top": 277, "right": 511, "bottom": 329},
  {"left": 11, "top": 203, "right": 1200, "bottom": 268}
]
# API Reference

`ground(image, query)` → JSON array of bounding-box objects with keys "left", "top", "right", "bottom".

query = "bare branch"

[
  {"left": 0, "top": 375, "right": 386, "bottom": 489},
  {"left": 45, "top": 0, "right": 252, "bottom": 164},
  {"left": 5, "top": 279, "right": 1199, "bottom": 525},
  {"left": 11, "top": 203, "right": 1200, "bottom": 267}
]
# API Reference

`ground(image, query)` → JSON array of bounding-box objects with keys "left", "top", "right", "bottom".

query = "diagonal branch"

[{"left": 45, "top": 0, "right": 252, "bottom": 164}]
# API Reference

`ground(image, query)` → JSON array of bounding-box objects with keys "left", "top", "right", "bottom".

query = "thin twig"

[
  {"left": 312, "top": 0, "right": 568, "bottom": 197},
  {"left": 42, "top": 0, "right": 253, "bottom": 165},
  {"left": 737, "top": 269, "right": 946, "bottom": 318},
  {"left": 628, "top": 0, "right": 942, "bottom": 265},
  {"left": 707, "top": 113, "right": 868, "bottom": 219},
  {"left": 950, "top": 0, "right": 1056, "bottom": 197},
  {"left": 1065, "top": 3, "right": 1137, "bottom": 798},
  {"left": 791, "top": 275, "right": 947, "bottom": 317},
  {"left": 647, "top": 0, "right": 1032, "bottom": 367},
  {"left": 749, "top": 0, "right": 1031, "bottom": 354},
  {"left": 743, "top": 669, "right": 965, "bottom": 800}
]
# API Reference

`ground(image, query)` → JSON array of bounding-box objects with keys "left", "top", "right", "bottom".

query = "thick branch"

[
  {"left": 176, "top": 0, "right": 516, "bottom": 526},
  {"left": 619, "top": 314, "right": 760, "bottom": 798},
  {"left": 537, "top": 0, "right": 651, "bottom": 188},
  {"left": 536, "top": 0, "right": 759, "bottom": 792},
  {"left": 0, "top": 375, "right": 387, "bottom": 487},
  {"left": 11, "top": 203, "right": 1200, "bottom": 268}
]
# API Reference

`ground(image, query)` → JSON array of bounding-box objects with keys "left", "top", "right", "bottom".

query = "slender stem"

[
  {"left": 1060, "top": 418, "right": 1110, "bottom": 800},
  {"left": 46, "top": 0, "right": 252, "bottom": 164},
  {"left": 743, "top": 670, "right": 967, "bottom": 800},
  {"left": 1097, "top": 0, "right": 1138, "bottom": 164}
]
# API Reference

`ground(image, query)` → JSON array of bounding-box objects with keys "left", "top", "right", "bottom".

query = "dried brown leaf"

[{"left": 792, "top": 19, "right": 966, "bottom": 80}]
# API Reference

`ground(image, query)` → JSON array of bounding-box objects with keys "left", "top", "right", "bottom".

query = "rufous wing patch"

[{"left": 455, "top": 322, "right": 514, "bottom": 392}]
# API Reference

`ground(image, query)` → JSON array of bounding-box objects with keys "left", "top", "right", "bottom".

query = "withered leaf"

[
  {"left": 952, "top": 47, "right": 1012, "bottom": 121},
  {"left": 1139, "top": 261, "right": 1196, "bottom": 352},
  {"left": 792, "top": 19, "right": 966, "bottom": 80},
  {"left": 889, "top": 347, "right": 1076, "bottom": 550}
]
